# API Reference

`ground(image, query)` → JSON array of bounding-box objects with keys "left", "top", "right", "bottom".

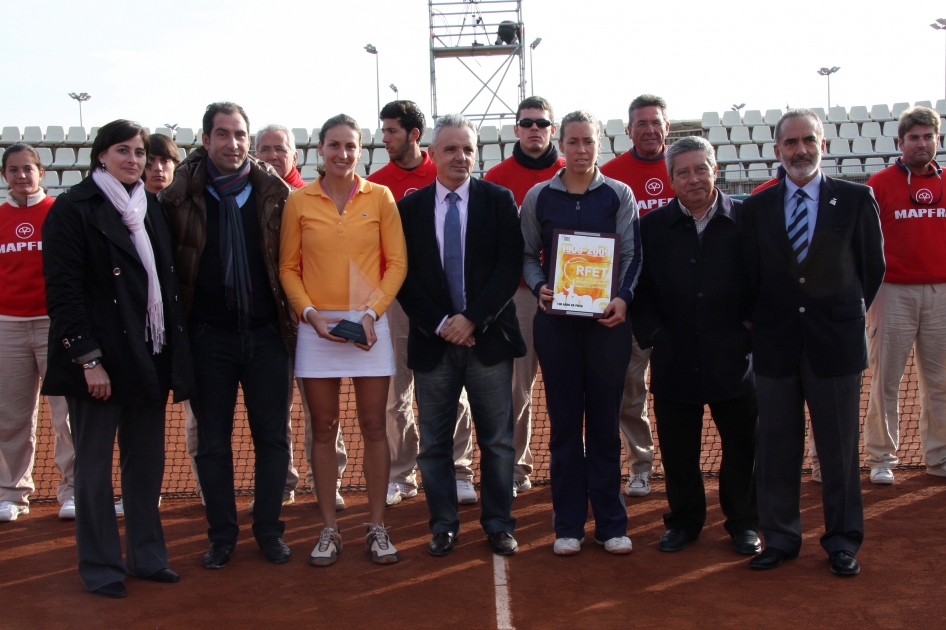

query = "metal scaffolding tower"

[{"left": 428, "top": 0, "right": 526, "bottom": 129}]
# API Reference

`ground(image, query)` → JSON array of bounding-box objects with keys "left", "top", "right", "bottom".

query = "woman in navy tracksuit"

[{"left": 520, "top": 111, "right": 641, "bottom": 556}]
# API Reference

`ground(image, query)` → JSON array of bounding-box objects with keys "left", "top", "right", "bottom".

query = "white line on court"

[{"left": 493, "top": 555, "right": 514, "bottom": 630}]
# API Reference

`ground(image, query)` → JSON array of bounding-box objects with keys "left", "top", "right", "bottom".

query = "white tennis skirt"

[{"left": 294, "top": 310, "right": 396, "bottom": 378}]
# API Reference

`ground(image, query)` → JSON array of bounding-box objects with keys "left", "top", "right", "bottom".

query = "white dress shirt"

[
  {"left": 783, "top": 171, "right": 822, "bottom": 246},
  {"left": 434, "top": 176, "right": 471, "bottom": 332}
]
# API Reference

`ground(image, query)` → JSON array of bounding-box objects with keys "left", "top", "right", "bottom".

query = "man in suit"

[
  {"left": 396, "top": 113, "right": 526, "bottom": 557},
  {"left": 741, "top": 109, "right": 885, "bottom": 576},
  {"left": 631, "top": 136, "right": 759, "bottom": 555}
]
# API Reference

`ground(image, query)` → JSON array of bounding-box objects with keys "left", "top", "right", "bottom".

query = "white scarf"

[{"left": 91, "top": 169, "right": 165, "bottom": 353}]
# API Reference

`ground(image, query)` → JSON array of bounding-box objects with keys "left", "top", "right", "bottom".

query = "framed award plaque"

[{"left": 547, "top": 229, "right": 621, "bottom": 319}]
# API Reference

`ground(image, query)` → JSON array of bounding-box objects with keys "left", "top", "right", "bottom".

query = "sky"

[{"left": 1, "top": 0, "right": 945, "bottom": 134}]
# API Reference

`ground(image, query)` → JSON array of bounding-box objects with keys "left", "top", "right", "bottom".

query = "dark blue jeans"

[
  {"left": 414, "top": 346, "right": 516, "bottom": 536},
  {"left": 189, "top": 320, "right": 291, "bottom": 545}
]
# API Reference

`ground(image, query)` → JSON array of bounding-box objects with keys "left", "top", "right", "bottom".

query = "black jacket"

[
  {"left": 396, "top": 178, "right": 526, "bottom": 372},
  {"left": 741, "top": 174, "right": 885, "bottom": 378},
  {"left": 41, "top": 176, "right": 195, "bottom": 407},
  {"left": 631, "top": 191, "right": 754, "bottom": 405}
]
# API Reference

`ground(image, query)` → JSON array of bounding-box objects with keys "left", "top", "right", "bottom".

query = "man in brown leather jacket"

[{"left": 159, "top": 102, "right": 296, "bottom": 569}]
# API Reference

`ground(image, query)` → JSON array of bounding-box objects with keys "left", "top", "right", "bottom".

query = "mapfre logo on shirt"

[
  {"left": 915, "top": 189, "right": 935, "bottom": 204},
  {"left": 15, "top": 223, "right": 34, "bottom": 239},
  {"left": 645, "top": 178, "right": 664, "bottom": 196}
]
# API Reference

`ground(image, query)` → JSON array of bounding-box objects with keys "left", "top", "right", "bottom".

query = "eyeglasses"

[
  {"left": 906, "top": 168, "right": 943, "bottom": 206},
  {"left": 516, "top": 118, "right": 552, "bottom": 129}
]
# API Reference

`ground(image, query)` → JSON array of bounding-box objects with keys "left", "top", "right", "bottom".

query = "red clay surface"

[{"left": 2, "top": 470, "right": 943, "bottom": 629}]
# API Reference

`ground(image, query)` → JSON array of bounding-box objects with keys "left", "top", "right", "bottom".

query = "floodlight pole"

[
  {"left": 933, "top": 20, "right": 946, "bottom": 100},
  {"left": 365, "top": 44, "right": 380, "bottom": 126},
  {"left": 68, "top": 92, "right": 91, "bottom": 128},
  {"left": 529, "top": 38, "right": 541, "bottom": 96},
  {"left": 816, "top": 67, "right": 840, "bottom": 111},
  {"left": 390, "top": 84, "right": 399, "bottom": 101}
]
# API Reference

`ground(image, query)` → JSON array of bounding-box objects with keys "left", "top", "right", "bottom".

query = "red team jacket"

[
  {"left": 599, "top": 150, "right": 673, "bottom": 216},
  {"left": 0, "top": 196, "right": 55, "bottom": 317}
]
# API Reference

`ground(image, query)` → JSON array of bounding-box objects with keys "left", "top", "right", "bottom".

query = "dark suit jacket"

[
  {"left": 396, "top": 177, "right": 527, "bottom": 372},
  {"left": 741, "top": 174, "right": 885, "bottom": 378},
  {"left": 631, "top": 191, "right": 754, "bottom": 404},
  {"left": 41, "top": 177, "right": 195, "bottom": 407}
]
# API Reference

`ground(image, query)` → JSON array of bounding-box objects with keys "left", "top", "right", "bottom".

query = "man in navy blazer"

[
  {"left": 741, "top": 109, "right": 885, "bottom": 576},
  {"left": 396, "top": 114, "right": 526, "bottom": 558}
]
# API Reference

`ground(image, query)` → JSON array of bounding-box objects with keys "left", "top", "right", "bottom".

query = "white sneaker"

[
  {"left": 0, "top": 501, "right": 29, "bottom": 522},
  {"left": 624, "top": 472, "right": 651, "bottom": 497},
  {"left": 365, "top": 523, "right": 400, "bottom": 565},
  {"left": 597, "top": 536, "right": 633, "bottom": 554},
  {"left": 336, "top": 491, "right": 346, "bottom": 510},
  {"left": 386, "top": 483, "right": 402, "bottom": 506},
  {"left": 456, "top": 480, "right": 478, "bottom": 505},
  {"left": 248, "top": 490, "right": 295, "bottom": 514},
  {"left": 553, "top": 537, "right": 584, "bottom": 556},
  {"left": 114, "top": 499, "right": 124, "bottom": 518},
  {"left": 870, "top": 467, "right": 895, "bottom": 485},
  {"left": 59, "top": 499, "right": 76, "bottom": 520},
  {"left": 512, "top": 478, "right": 532, "bottom": 498},
  {"left": 309, "top": 527, "right": 342, "bottom": 567}
]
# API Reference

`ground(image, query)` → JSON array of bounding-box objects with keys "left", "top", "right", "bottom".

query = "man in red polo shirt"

[
  {"left": 864, "top": 106, "right": 946, "bottom": 483},
  {"left": 599, "top": 94, "right": 674, "bottom": 497},
  {"left": 368, "top": 101, "right": 476, "bottom": 507},
  {"left": 485, "top": 96, "right": 565, "bottom": 497}
]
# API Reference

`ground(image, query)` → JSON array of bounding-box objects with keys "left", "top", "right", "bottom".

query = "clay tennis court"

[{"left": 5, "top": 356, "right": 944, "bottom": 628}]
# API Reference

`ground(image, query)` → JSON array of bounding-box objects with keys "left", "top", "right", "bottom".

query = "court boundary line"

[{"left": 494, "top": 554, "right": 514, "bottom": 630}]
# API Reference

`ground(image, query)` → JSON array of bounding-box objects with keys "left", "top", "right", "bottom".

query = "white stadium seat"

[
  {"left": 810, "top": 107, "right": 827, "bottom": 122},
  {"left": 597, "top": 153, "right": 614, "bottom": 166},
  {"left": 822, "top": 124, "right": 838, "bottom": 140},
  {"left": 175, "top": 128, "right": 196, "bottom": 146},
  {"left": 747, "top": 163, "right": 771, "bottom": 181},
  {"left": 840, "top": 158, "right": 863, "bottom": 176},
  {"left": 761, "top": 143, "right": 776, "bottom": 159},
  {"left": 729, "top": 126, "right": 751, "bottom": 145},
  {"left": 864, "top": 157, "right": 886, "bottom": 174},
  {"left": 52, "top": 148, "right": 76, "bottom": 168},
  {"left": 613, "top": 135, "right": 633, "bottom": 154},
  {"left": 874, "top": 137, "right": 897, "bottom": 154},
  {"left": 936, "top": 99, "right": 946, "bottom": 116},
  {"left": 605, "top": 119, "right": 625, "bottom": 137},
  {"left": 358, "top": 148, "right": 369, "bottom": 165},
  {"left": 828, "top": 107, "right": 848, "bottom": 124},
  {"left": 724, "top": 163, "right": 745, "bottom": 182},
  {"left": 305, "top": 149, "right": 321, "bottom": 166},
  {"left": 848, "top": 106, "right": 871, "bottom": 123},
  {"left": 599, "top": 137, "right": 612, "bottom": 154},
  {"left": 716, "top": 145, "right": 738, "bottom": 162},
  {"left": 500, "top": 125, "right": 516, "bottom": 143},
  {"left": 178, "top": 148, "right": 186, "bottom": 161},
  {"left": 751, "top": 126, "right": 772, "bottom": 143},
  {"left": 44, "top": 126, "right": 66, "bottom": 145},
  {"left": 891, "top": 102, "right": 909, "bottom": 118},
  {"left": 479, "top": 126, "right": 499, "bottom": 143},
  {"left": 65, "top": 126, "right": 87, "bottom": 145},
  {"left": 701, "top": 112, "right": 721, "bottom": 128},
  {"left": 722, "top": 111, "right": 741, "bottom": 128},
  {"left": 743, "top": 110, "right": 764, "bottom": 126},
  {"left": 502, "top": 143, "right": 513, "bottom": 159},
  {"left": 23, "top": 127, "right": 43, "bottom": 144},
  {"left": 739, "top": 144, "right": 761, "bottom": 160},
  {"left": 764, "top": 109, "right": 783, "bottom": 126},
  {"left": 301, "top": 165, "right": 319, "bottom": 181},
  {"left": 915, "top": 100, "right": 932, "bottom": 109},
  {"left": 372, "top": 129, "right": 384, "bottom": 147},
  {"left": 851, "top": 138, "right": 874, "bottom": 154},
  {"left": 75, "top": 148, "right": 92, "bottom": 169},
  {"left": 821, "top": 158, "right": 839, "bottom": 176},
  {"left": 482, "top": 160, "right": 501, "bottom": 172},
  {"left": 295, "top": 150, "right": 303, "bottom": 166},
  {"left": 47, "top": 188, "right": 65, "bottom": 198},
  {"left": 1, "top": 127, "right": 21, "bottom": 145},
  {"left": 360, "top": 128, "right": 371, "bottom": 145},
  {"left": 420, "top": 129, "right": 433, "bottom": 146},
  {"left": 882, "top": 121, "right": 899, "bottom": 137},
  {"left": 369, "top": 163, "right": 385, "bottom": 175},
  {"left": 311, "top": 128, "right": 321, "bottom": 143},
  {"left": 292, "top": 128, "right": 310, "bottom": 148},
  {"left": 828, "top": 139, "right": 851, "bottom": 156},
  {"left": 371, "top": 148, "right": 390, "bottom": 164},
  {"left": 860, "top": 122, "right": 882, "bottom": 139},
  {"left": 154, "top": 127, "right": 173, "bottom": 138},
  {"left": 838, "top": 123, "right": 859, "bottom": 139},
  {"left": 354, "top": 164, "right": 366, "bottom": 177},
  {"left": 36, "top": 147, "right": 53, "bottom": 167},
  {"left": 480, "top": 144, "right": 502, "bottom": 162},
  {"left": 42, "top": 171, "right": 60, "bottom": 188},
  {"left": 869, "top": 104, "right": 894, "bottom": 122},
  {"left": 706, "top": 127, "right": 728, "bottom": 145},
  {"left": 60, "top": 170, "right": 83, "bottom": 187}
]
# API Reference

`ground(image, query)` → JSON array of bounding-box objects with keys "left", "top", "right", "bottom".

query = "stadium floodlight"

[
  {"left": 816, "top": 66, "right": 840, "bottom": 110},
  {"left": 165, "top": 123, "right": 179, "bottom": 131},
  {"left": 731, "top": 103, "right": 745, "bottom": 111},
  {"left": 529, "top": 37, "right": 542, "bottom": 95},
  {"left": 68, "top": 92, "right": 91, "bottom": 128},
  {"left": 389, "top": 84, "right": 398, "bottom": 100},
  {"left": 933, "top": 20, "right": 946, "bottom": 100},
  {"left": 365, "top": 44, "right": 380, "bottom": 126}
]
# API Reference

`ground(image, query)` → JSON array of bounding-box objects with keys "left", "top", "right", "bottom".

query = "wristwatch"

[{"left": 82, "top": 358, "right": 101, "bottom": 370}]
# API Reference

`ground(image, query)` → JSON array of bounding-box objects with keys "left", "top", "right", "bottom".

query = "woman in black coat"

[{"left": 42, "top": 120, "right": 194, "bottom": 598}]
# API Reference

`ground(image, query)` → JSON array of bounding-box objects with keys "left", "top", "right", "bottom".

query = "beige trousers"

[
  {"left": 509, "top": 285, "right": 539, "bottom": 483},
  {"left": 618, "top": 336, "right": 655, "bottom": 475},
  {"left": 386, "top": 300, "right": 473, "bottom": 489},
  {"left": 185, "top": 378, "right": 348, "bottom": 495},
  {"left": 0, "top": 319, "right": 74, "bottom": 505},
  {"left": 865, "top": 282, "right": 946, "bottom": 471}
]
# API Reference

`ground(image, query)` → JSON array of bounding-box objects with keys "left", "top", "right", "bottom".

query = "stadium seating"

[
  {"left": 354, "top": 164, "right": 366, "bottom": 177},
  {"left": 723, "top": 163, "right": 744, "bottom": 182},
  {"left": 840, "top": 158, "right": 863, "bottom": 176},
  {"left": 305, "top": 149, "right": 320, "bottom": 166},
  {"left": 482, "top": 160, "right": 501, "bottom": 172},
  {"left": 300, "top": 165, "right": 319, "bottom": 181},
  {"left": 23, "top": 127, "right": 43, "bottom": 144},
  {"left": 751, "top": 126, "right": 772, "bottom": 143},
  {"left": 75, "top": 147, "right": 92, "bottom": 169},
  {"left": 828, "top": 107, "right": 848, "bottom": 123},
  {"left": 851, "top": 138, "right": 874, "bottom": 154},
  {"left": 373, "top": 129, "right": 384, "bottom": 146},
  {"left": 154, "top": 127, "right": 173, "bottom": 138},
  {"left": 739, "top": 144, "right": 761, "bottom": 161},
  {"left": 65, "top": 127, "right": 87, "bottom": 145},
  {"left": 729, "top": 126, "right": 751, "bottom": 145},
  {"left": 937, "top": 99, "right": 946, "bottom": 116},
  {"left": 865, "top": 157, "right": 886, "bottom": 174},
  {"left": 915, "top": 100, "right": 932, "bottom": 108},
  {"left": 870, "top": 104, "right": 894, "bottom": 122},
  {"left": 823, "top": 124, "right": 838, "bottom": 140},
  {"left": 761, "top": 143, "right": 776, "bottom": 159},
  {"left": 860, "top": 122, "right": 882, "bottom": 139},
  {"left": 1, "top": 127, "right": 20, "bottom": 145},
  {"left": 479, "top": 126, "right": 499, "bottom": 143},
  {"left": 371, "top": 148, "right": 390, "bottom": 164},
  {"left": 292, "top": 128, "right": 309, "bottom": 148},
  {"left": 598, "top": 153, "right": 614, "bottom": 166},
  {"left": 500, "top": 124, "right": 516, "bottom": 143},
  {"left": 420, "top": 129, "right": 433, "bottom": 146},
  {"left": 892, "top": 102, "right": 909, "bottom": 118},
  {"left": 480, "top": 144, "right": 502, "bottom": 162},
  {"left": 52, "top": 148, "right": 76, "bottom": 168},
  {"left": 44, "top": 126, "right": 65, "bottom": 145},
  {"left": 747, "top": 163, "right": 771, "bottom": 181},
  {"left": 848, "top": 106, "right": 871, "bottom": 123},
  {"left": 599, "top": 136, "right": 612, "bottom": 154},
  {"left": 716, "top": 145, "right": 738, "bottom": 163},
  {"left": 722, "top": 111, "right": 741, "bottom": 128},
  {"left": 706, "top": 127, "right": 728, "bottom": 145},
  {"left": 60, "top": 170, "right": 82, "bottom": 187},
  {"left": 178, "top": 148, "right": 186, "bottom": 161},
  {"left": 36, "top": 147, "right": 53, "bottom": 167},
  {"left": 764, "top": 109, "right": 782, "bottom": 126},
  {"left": 369, "top": 163, "right": 385, "bottom": 175},
  {"left": 605, "top": 119, "right": 624, "bottom": 137},
  {"left": 175, "top": 128, "right": 196, "bottom": 146},
  {"left": 838, "top": 123, "right": 859, "bottom": 139},
  {"left": 41, "top": 171, "right": 59, "bottom": 188},
  {"left": 874, "top": 137, "right": 897, "bottom": 154},
  {"left": 701, "top": 112, "right": 721, "bottom": 128},
  {"left": 743, "top": 110, "right": 764, "bottom": 126},
  {"left": 882, "top": 121, "right": 899, "bottom": 137},
  {"left": 811, "top": 107, "right": 827, "bottom": 122},
  {"left": 612, "top": 135, "right": 632, "bottom": 154},
  {"left": 828, "top": 139, "right": 851, "bottom": 156}
]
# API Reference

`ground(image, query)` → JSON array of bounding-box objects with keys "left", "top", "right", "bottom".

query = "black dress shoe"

[
  {"left": 428, "top": 531, "right": 458, "bottom": 556},
  {"left": 146, "top": 568, "right": 180, "bottom": 583},
  {"left": 93, "top": 581, "right": 126, "bottom": 598},
  {"left": 749, "top": 547, "right": 796, "bottom": 570},
  {"left": 829, "top": 550, "right": 860, "bottom": 576},
  {"left": 732, "top": 530, "right": 762, "bottom": 555},
  {"left": 488, "top": 531, "right": 518, "bottom": 556},
  {"left": 259, "top": 537, "right": 292, "bottom": 564},
  {"left": 657, "top": 528, "right": 690, "bottom": 553},
  {"left": 203, "top": 542, "right": 235, "bottom": 569}
]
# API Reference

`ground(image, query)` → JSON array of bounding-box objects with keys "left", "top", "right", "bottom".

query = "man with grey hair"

[
  {"left": 742, "top": 109, "right": 885, "bottom": 576},
  {"left": 396, "top": 114, "right": 525, "bottom": 557},
  {"left": 630, "top": 135, "right": 760, "bottom": 555},
  {"left": 255, "top": 125, "right": 305, "bottom": 189}
]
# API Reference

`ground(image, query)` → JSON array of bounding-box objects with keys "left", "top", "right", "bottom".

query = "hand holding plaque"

[
  {"left": 330, "top": 260, "right": 385, "bottom": 346},
  {"left": 547, "top": 230, "right": 621, "bottom": 318}
]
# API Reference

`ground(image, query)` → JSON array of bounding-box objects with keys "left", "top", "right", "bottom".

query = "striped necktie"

[
  {"left": 788, "top": 189, "right": 810, "bottom": 263},
  {"left": 443, "top": 192, "right": 465, "bottom": 313}
]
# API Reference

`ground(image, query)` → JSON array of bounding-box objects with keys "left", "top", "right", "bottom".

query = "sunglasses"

[{"left": 517, "top": 118, "right": 553, "bottom": 129}]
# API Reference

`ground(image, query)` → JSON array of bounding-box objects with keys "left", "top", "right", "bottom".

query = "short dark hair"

[
  {"left": 628, "top": 94, "right": 668, "bottom": 122},
  {"left": 516, "top": 96, "right": 554, "bottom": 122},
  {"left": 148, "top": 133, "right": 182, "bottom": 165},
  {"left": 316, "top": 114, "right": 362, "bottom": 177},
  {"left": 1, "top": 142, "right": 43, "bottom": 174},
  {"left": 380, "top": 100, "right": 426, "bottom": 139},
  {"left": 202, "top": 102, "right": 250, "bottom": 138},
  {"left": 91, "top": 120, "right": 150, "bottom": 170},
  {"left": 898, "top": 106, "right": 941, "bottom": 139}
]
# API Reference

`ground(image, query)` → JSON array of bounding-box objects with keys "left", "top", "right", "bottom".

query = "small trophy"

[{"left": 330, "top": 260, "right": 385, "bottom": 345}]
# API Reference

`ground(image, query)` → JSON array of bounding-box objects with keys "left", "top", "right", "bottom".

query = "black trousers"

[
  {"left": 653, "top": 392, "right": 759, "bottom": 539},
  {"left": 68, "top": 396, "right": 168, "bottom": 592},
  {"left": 755, "top": 353, "right": 864, "bottom": 557}
]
